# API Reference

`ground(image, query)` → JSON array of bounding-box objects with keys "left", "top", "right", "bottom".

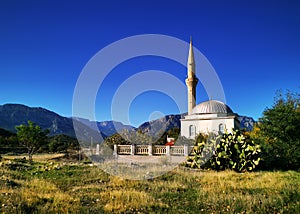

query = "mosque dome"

[{"left": 191, "top": 100, "right": 233, "bottom": 114}]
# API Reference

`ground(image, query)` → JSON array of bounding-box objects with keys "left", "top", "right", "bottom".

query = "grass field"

[
  {"left": 2, "top": 153, "right": 65, "bottom": 162},
  {"left": 0, "top": 154, "right": 299, "bottom": 213}
]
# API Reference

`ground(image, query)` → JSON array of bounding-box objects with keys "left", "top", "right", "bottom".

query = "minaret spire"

[
  {"left": 188, "top": 36, "right": 195, "bottom": 74},
  {"left": 186, "top": 37, "right": 198, "bottom": 115}
]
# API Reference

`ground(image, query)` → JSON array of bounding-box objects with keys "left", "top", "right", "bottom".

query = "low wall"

[{"left": 114, "top": 144, "right": 192, "bottom": 156}]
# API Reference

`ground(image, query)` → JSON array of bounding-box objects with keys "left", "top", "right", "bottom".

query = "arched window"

[
  {"left": 189, "top": 125, "right": 196, "bottom": 137},
  {"left": 219, "top": 124, "right": 224, "bottom": 133}
]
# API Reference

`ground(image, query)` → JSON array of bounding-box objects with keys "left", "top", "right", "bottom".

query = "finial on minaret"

[{"left": 186, "top": 37, "right": 198, "bottom": 115}]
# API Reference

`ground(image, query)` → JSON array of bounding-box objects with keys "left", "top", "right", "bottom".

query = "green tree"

[
  {"left": 104, "top": 132, "right": 129, "bottom": 149},
  {"left": 16, "top": 121, "right": 49, "bottom": 162},
  {"left": 258, "top": 90, "right": 300, "bottom": 169},
  {"left": 49, "top": 134, "right": 79, "bottom": 153}
]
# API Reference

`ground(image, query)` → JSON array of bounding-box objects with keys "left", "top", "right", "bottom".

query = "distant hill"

[
  {"left": 0, "top": 127, "right": 16, "bottom": 138},
  {"left": 0, "top": 104, "right": 255, "bottom": 143},
  {"left": 69, "top": 117, "right": 135, "bottom": 138},
  {"left": 97, "top": 121, "right": 135, "bottom": 137},
  {"left": 138, "top": 114, "right": 183, "bottom": 135},
  {"left": 0, "top": 104, "right": 106, "bottom": 143},
  {"left": 0, "top": 104, "right": 134, "bottom": 142},
  {"left": 0, "top": 104, "right": 75, "bottom": 136}
]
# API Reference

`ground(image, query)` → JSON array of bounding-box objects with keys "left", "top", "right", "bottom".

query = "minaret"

[{"left": 185, "top": 37, "right": 198, "bottom": 115}]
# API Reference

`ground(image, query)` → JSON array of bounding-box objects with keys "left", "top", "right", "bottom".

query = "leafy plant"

[
  {"left": 212, "top": 130, "right": 261, "bottom": 172},
  {"left": 258, "top": 90, "right": 300, "bottom": 170},
  {"left": 186, "top": 130, "right": 261, "bottom": 172},
  {"left": 15, "top": 121, "right": 49, "bottom": 162},
  {"left": 186, "top": 133, "right": 219, "bottom": 168}
]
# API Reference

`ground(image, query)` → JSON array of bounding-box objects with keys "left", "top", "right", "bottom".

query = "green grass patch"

[{"left": 0, "top": 156, "right": 299, "bottom": 213}]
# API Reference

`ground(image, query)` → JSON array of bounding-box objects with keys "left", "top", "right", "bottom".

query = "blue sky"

[{"left": 0, "top": 0, "right": 299, "bottom": 127}]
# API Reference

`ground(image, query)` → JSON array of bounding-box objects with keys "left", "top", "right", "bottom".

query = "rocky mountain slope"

[
  {"left": 0, "top": 104, "right": 255, "bottom": 141},
  {"left": 0, "top": 104, "right": 134, "bottom": 142}
]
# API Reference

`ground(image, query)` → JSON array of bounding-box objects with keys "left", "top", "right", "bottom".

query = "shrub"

[{"left": 186, "top": 130, "right": 261, "bottom": 172}]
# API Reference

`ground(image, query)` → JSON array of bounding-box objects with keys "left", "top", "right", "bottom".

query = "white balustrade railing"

[
  {"left": 83, "top": 144, "right": 195, "bottom": 156},
  {"left": 117, "top": 145, "right": 131, "bottom": 155},
  {"left": 153, "top": 145, "right": 167, "bottom": 155},
  {"left": 114, "top": 144, "right": 192, "bottom": 156},
  {"left": 135, "top": 145, "right": 149, "bottom": 155},
  {"left": 170, "top": 146, "right": 184, "bottom": 155}
]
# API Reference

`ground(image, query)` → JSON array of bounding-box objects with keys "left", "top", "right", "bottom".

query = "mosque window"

[
  {"left": 189, "top": 125, "right": 196, "bottom": 137},
  {"left": 219, "top": 124, "right": 224, "bottom": 133}
]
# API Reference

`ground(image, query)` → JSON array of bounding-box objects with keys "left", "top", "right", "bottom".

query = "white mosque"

[{"left": 180, "top": 39, "right": 240, "bottom": 139}]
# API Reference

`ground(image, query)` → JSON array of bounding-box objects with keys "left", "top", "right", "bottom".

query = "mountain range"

[
  {"left": 0, "top": 104, "right": 75, "bottom": 136},
  {"left": 0, "top": 104, "right": 137, "bottom": 142},
  {"left": 0, "top": 104, "right": 255, "bottom": 141}
]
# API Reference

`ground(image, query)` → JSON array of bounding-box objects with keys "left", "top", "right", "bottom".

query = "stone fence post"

[
  {"left": 184, "top": 144, "right": 189, "bottom": 156},
  {"left": 148, "top": 144, "right": 153, "bottom": 156},
  {"left": 131, "top": 144, "right": 135, "bottom": 155},
  {"left": 166, "top": 145, "right": 170, "bottom": 156},
  {"left": 96, "top": 144, "right": 100, "bottom": 155},
  {"left": 113, "top": 144, "right": 118, "bottom": 156}
]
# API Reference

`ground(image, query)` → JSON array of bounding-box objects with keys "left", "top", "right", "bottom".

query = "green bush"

[
  {"left": 186, "top": 130, "right": 261, "bottom": 172},
  {"left": 185, "top": 133, "right": 217, "bottom": 169}
]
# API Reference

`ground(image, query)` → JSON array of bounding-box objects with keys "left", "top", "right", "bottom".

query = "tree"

[
  {"left": 258, "top": 90, "right": 300, "bottom": 169},
  {"left": 48, "top": 134, "right": 79, "bottom": 153},
  {"left": 16, "top": 121, "right": 49, "bottom": 162},
  {"left": 104, "top": 132, "right": 130, "bottom": 149}
]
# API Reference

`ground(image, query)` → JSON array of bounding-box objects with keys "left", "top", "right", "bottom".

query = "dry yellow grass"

[
  {"left": 2, "top": 153, "right": 65, "bottom": 162},
  {"left": 0, "top": 158, "right": 299, "bottom": 213},
  {"left": 100, "top": 189, "right": 168, "bottom": 212}
]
